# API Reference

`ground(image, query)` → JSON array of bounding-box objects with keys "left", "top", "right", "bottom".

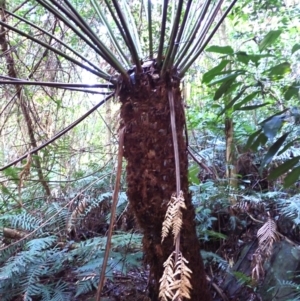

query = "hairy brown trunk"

[{"left": 120, "top": 73, "right": 211, "bottom": 301}]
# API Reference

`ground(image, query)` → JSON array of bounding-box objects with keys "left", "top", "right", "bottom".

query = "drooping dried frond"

[
  {"left": 67, "top": 199, "right": 88, "bottom": 233},
  {"left": 257, "top": 217, "right": 279, "bottom": 257},
  {"left": 161, "top": 196, "right": 176, "bottom": 243},
  {"left": 172, "top": 192, "right": 186, "bottom": 242},
  {"left": 171, "top": 252, "right": 193, "bottom": 301},
  {"left": 159, "top": 252, "right": 175, "bottom": 301},
  {"left": 161, "top": 191, "right": 186, "bottom": 243},
  {"left": 251, "top": 217, "right": 279, "bottom": 281},
  {"left": 159, "top": 251, "right": 193, "bottom": 301}
]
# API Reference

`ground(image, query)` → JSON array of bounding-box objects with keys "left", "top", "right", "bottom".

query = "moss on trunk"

[{"left": 119, "top": 72, "right": 211, "bottom": 301}]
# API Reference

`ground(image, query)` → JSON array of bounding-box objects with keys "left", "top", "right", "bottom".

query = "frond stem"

[
  {"left": 161, "top": 0, "right": 184, "bottom": 76},
  {"left": 180, "top": 0, "right": 238, "bottom": 77},
  {"left": 156, "top": 0, "right": 169, "bottom": 67},
  {"left": 0, "top": 93, "right": 114, "bottom": 171}
]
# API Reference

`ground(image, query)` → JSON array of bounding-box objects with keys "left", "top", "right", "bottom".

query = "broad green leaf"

[
  {"left": 202, "top": 60, "right": 230, "bottom": 84},
  {"left": 262, "top": 115, "right": 286, "bottom": 140},
  {"left": 292, "top": 43, "right": 300, "bottom": 54},
  {"left": 208, "top": 71, "right": 244, "bottom": 86},
  {"left": 284, "top": 84, "right": 299, "bottom": 100},
  {"left": 260, "top": 132, "right": 290, "bottom": 170},
  {"left": 248, "top": 54, "right": 275, "bottom": 66},
  {"left": 236, "top": 51, "right": 250, "bottom": 65},
  {"left": 224, "top": 82, "right": 242, "bottom": 95},
  {"left": 250, "top": 132, "right": 268, "bottom": 151},
  {"left": 206, "top": 45, "right": 234, "bottom": 55},
  {"left": 264, "top": 62, "right": 291, "bottom": 79},
  {"left": 214, "top": 77, "right": 236, "bottom": 100},
  {"left": 219, "top": 87, "right": 248, "bottom": 115},
  {"left": 205, "top": 230, "right": 227, "bottom": 240},
  {"left": 234, "top": 91, "right": 260, "bottom": 110},
  {"left": 268, "top": 156, "right": 300, "bottom": 180},
  {"left": 259, "top": 30, "right": 282, "bottom": 52},
  {"left": 277, "top": 139, "right": 300, "bottom": 156},
  {"left": 259, "top": 109, "right": 289, "bottom": 125},
  {"left": 246, "top": 129, "right": 262, "bottom": 149},
  {"left": 290, "top": 107, "right": 300, "bottom": 124},
  {"left": 284, "top": 166, "right": 300, "bottom": 187},
  {"left": 236, "top": 103, "right": 270, "bottom": 111},
  {"left": 188, "top": 164, "right": 200, "bottom": 185}
]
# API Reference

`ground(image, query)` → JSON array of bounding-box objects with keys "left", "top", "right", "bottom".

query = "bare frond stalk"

[
  {"left": 90, "top": 0, "right": 131, "bottom": 67},
  {"left": 157, "top": 0, "right": 169, "bottom": 66},
  {"left": 0, "top": 5, "right": 51, "bottom": 197},
  {"left": 147, "top": 0, "right": 153, "bottom": 58},
  {"left": 0, "top": 77, "right": 114, "bottom": 89},
  {"left": 0, "top": 93, "right": 114, "bottom": 171},
  {"left": 168, "top": 0, "right": 192, "bottom": 67},
  {"left": 110, "top": 0, "right": 142, "bottom": 72},
  {"left": 122, "top": 0, "right": 143, "bottom": 57},
  {"left": 0, "top": 20, "right": 111, "bottom": 80},
  {"left": 161, "top": 0, "right": 184, "bottom": 76},
  {"left": 175, "top": 0, "right": 211, "bottom": 67},
  {"left": 179, "top": 0, "right": 238, "bottom": 77},
  {"left": 178, "top": 0, "right": 223, "bottom": 72},
  {"left": 96, "top": 127, "right": 125, "bottom": 301},
  {"left": 5, "top": 9, "right": 110, "bottom": 77},
  {"left": 46, "top": 0, "right": 128, "bottom": 77}
]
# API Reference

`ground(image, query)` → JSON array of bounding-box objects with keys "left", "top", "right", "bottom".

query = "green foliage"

[
  {"left": 277, "top": 194, "right": 300, "bottom": 224},
  {"left": 0, "top": 194, "right": 142, "bottom": 301},
  {"left": 260, "top": 132, "right": 290, "bottom": 170},
  {"left": 206, "top": 45, "right": 234, "bottom": 55},
  {"left": 191, "top": 182, "right": 228, "bottom": 240},
  {"left": 258, "top": 30, "right": 282, "bottom": 52},
  {"left": 201, "top": 250, "right": 228, "bottom": 271}
]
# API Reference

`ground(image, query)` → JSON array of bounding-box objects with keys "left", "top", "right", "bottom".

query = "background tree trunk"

[{"left": 120, "top": 73, "right": 211, "bottom": 301}]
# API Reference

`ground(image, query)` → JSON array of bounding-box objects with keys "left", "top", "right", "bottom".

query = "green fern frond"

[
  {"left": 106, "top": 192, "right": 128, "bottom": 221},
  {"left": 277, "top": 194, "right": 300, "bottom": 225},
  {"left": 46, "top": 281, "right": 72, "bottom": 301},
  {"left": 0, "top": 241, "right": 26, "bottom": 264},
  {"left": 111, "top": 232, "right": 142, "bottom": 251},
  {"left": 44, "top": 202, "right": 70, "bottom": 232},
  {"left": 75, "top": 276, "right": 98, "bottom": 297},
  {"left": 0, "top": 211, "right": 41, "bottom": 232},
  {"left": 201, "top": 250, "right": 229, "bottom": 271},
  {"left": 25, "top": 236, "right": 58, "bottom": 252}
]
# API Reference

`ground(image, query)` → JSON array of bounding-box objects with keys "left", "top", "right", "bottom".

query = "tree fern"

[{"left": 277, "top": 194, "right": 300, "bottom": 225}]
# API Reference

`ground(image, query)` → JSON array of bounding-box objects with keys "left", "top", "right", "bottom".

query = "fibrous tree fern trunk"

[{"left": 120, "top": 69, "right": 211, "bottom": 301}]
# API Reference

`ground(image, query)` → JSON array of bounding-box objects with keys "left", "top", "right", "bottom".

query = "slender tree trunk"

[
  {"left": 219, "top": 13, "right": 238, "bottom": 200},
  {"left": 225, "top": 117, "right": 238, "bottom": 189},
  {"left": 119, "top": 73, "right": 211, "bottom": 301}
]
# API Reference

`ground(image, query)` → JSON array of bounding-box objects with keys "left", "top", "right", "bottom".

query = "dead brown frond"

[
  {"left": 251, "top": 217, "right": 279, "bottom": 281},
  {"left": 159, "top": 251, "right": 192, "bottom": 301},
  {"left": 161, "top": 191, "right": 186, "bottom": 243},
  {"left": 67, "top": 198, "right": 88, "bottom": 233},
  {"left": 161, "top": 196, "right": 176, "bottom": 243},
  {"left": 159, "top": 252, "right": 175, "bottom": 301},
  {"left": 171, "top": 252, "right": 193, "bottom": 301}
]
